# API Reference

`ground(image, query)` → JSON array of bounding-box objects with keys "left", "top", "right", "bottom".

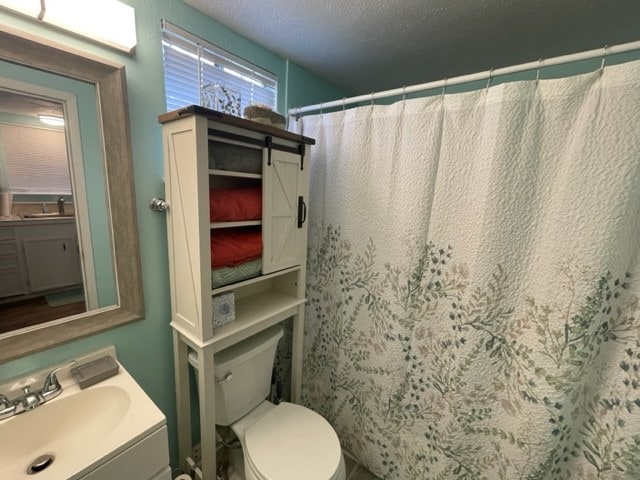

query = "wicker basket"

[{"left": 243, "top": 105, "right": 286, "bottom": 129}]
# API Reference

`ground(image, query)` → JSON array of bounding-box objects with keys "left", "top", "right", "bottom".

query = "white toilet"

[{"left": 189, "top": 326, "right": 346, "bottom": 480}]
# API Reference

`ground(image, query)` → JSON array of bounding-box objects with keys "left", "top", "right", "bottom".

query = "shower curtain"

[{"left": 293, "top": 60, "right": 640, "bottom": 480}]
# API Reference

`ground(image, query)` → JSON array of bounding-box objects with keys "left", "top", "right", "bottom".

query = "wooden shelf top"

[{"left": 158, "top": 105, "right": 315, "bottom": 145}]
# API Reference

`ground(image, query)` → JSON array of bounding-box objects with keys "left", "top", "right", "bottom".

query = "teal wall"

[{"left": 0, "top": 0, "right": 345, "bottom": 468}]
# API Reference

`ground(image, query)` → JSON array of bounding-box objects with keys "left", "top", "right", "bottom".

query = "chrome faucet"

[
  {"left": 57, "top": 196, "right": 65, "bottom": 215},
  {"left": 0, "top": 360, "right": 77, "bottom": 421},
  {"left": 41, "top": 361, "right": 77, "bottom": 401},
  {"left": 0, "top": 393, "right": 14, "bottom": 420}
]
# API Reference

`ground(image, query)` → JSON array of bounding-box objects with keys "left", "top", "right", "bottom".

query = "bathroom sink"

[{"left": 0, "top": 351, "right": 166, "bottom": 479}]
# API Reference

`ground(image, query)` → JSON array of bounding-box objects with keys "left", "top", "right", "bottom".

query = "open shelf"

[
  {"left": 210, "top": 220, "right": 261, "bottom": 229},
  {"left": 209, "top": 169, "right": 262, "bottom": 179},
  {"left": 208, "top": 289, "right": 306, "bottom": 352},
  {"left": 211, "top": 265, "right": 300, "bottom": 295}
]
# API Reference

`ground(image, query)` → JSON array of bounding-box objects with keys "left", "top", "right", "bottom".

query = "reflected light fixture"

[
  {"left": 38, "top": 114, "right": 65, "bottom": 126},
  {"left": 0, "top": 0, "right": 137, "bottom": 53}
]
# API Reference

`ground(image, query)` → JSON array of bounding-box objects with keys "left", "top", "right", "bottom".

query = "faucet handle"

[
  {"left": 0, "top": 392, "right": 11, "bottom": 407},
  {"left": 42, "top": 360, "right": 77, "bottom": 393}
]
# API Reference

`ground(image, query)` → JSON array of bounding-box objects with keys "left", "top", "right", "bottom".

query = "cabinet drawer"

[
  {"left": 0, "top": 254, "right": 19, "bottom": 269},
  {"left": 0, "top": 228, "right": 15, "bottom": 241},
  {"left": 0, "top": 267, "right": 24, "bottom": 297},
  {"left": 0, "top": 241, "right": 18, "bottom": 255}
]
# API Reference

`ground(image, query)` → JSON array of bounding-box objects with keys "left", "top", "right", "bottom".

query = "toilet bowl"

[
  {"left": 232, "top": 400, "right": 346, "bottom": 480},
  {"left": 188, "top": 325, "right": 346, "bottom": 480}
]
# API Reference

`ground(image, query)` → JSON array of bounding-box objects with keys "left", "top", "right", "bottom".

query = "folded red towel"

[
  {"left": 211, "top": 229, "right": 262, "bottom": 268},
  {"left": 210, "top": 187, "right": 262, "bottom": 222}
]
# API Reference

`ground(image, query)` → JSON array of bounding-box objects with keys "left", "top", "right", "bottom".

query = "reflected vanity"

[
  {"left": 0, "top": 27, "right": 143, "bottom": 362},
  {"left": 0, "top": 82, "right": 116, "bottom": 333}
]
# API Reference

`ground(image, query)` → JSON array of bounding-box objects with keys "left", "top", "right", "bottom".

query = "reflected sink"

[{"left": 0, "top": 351, "right": 166, "bottom": 479}]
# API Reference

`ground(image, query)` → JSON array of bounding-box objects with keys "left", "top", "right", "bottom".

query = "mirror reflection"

[
  {"left": 0, "top": 27, "right": 143, "bottom": 362},
  {"left": 0, "top": 77, "right": 116, "bottom": 334}
]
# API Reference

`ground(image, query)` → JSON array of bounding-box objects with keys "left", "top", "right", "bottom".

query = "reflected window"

[{"left": 1, "top": 122, "right": 71, "bottom": 195}]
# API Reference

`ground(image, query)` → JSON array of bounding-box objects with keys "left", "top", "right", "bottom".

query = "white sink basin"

[{"left": 0, "top": 353, "right": 166, "bottom": 479}]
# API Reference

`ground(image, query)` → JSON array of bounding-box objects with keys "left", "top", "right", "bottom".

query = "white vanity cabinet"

[
  {"left": 81, "top": 426, "right": 170, "bottom": 480},
  {"left": 19, "top": 220, "right": 82, "bottom": 292},
  {"left": 0, "top": 226, "right": 26, "bottom": 297},
  {"left": 0, "top": 218, "right": 82, "bottom": 298},
  {"left": 159, "top": 106, "right": 314, "bottom": 480}
]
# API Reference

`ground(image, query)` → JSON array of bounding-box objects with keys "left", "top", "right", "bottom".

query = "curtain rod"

[{"left": 288, "top": 40, "right": 640, "bottom": 116}]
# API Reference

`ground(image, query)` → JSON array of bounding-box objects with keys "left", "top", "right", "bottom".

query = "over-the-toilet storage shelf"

[{"left": 159, "top": 105, "right": 314, "bottom": 480}]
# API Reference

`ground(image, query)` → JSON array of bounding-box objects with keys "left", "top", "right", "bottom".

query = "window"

[
  {"left": 161, "top": 21, "right": 278, "bottom": 115},
  {"left": 0, "top": 123, "right": 71, "bottom": 194}
]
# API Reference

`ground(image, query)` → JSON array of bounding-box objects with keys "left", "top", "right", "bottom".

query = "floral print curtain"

[{"left": 293, "top": 61, "right": 640, "bottom": 479}]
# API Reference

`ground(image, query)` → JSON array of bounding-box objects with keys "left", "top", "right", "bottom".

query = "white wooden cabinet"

[
  {"left": 0, "top": 219, "right": 82, "bottom": 298},
  {"left": 80, "top": 426, "right": 170, "bottom": 480},
  {"left": 159, "top": 106, "right": 314, "bottom": 480},
  {"left": 0, "top": 226, "right": 26, "bottom": 298}
]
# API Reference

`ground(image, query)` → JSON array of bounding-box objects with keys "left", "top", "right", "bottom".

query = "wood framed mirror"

[{"left": 0, "top": 26, "right": 143, "bottom": 362}]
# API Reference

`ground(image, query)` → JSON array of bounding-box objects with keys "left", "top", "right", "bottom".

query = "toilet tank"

[{"left": 188, "top": 325, "right": 283, "bottom": 426}]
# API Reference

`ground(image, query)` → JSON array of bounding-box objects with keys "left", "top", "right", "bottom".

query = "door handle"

[{"left": 297, "top": 196, "right": 307, "bottom": 228}]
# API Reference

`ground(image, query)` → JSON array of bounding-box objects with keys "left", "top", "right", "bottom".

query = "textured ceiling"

[{"left": 184, "top": 0, "right": 640, "bottom": 95}]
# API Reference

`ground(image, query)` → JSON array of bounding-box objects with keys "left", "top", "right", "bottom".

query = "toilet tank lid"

[{"left": 187, "top": 325, "right": 283, "bottom": 372}]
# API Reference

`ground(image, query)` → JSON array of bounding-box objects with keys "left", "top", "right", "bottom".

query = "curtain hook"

[
  {"left": 442, "top": 77, "right": 447, "bottom": 99},
  {"left": 370, "top": 91, "right": 375, "bottom": 107},
  {"left": 320, "top": 102, "right": 324, "bottom": 116},
  {"left": 342, "top": 97, "right": 346, "bottom": 112},
  {"left": 402, "top": 85, "right": 407, "bottom": 101},
  {"left": 600, "top": 45, "right": 608, "bottom": 75},
  {"left": 486, "top": 68, "right": 494, "bottom": 90},
  {"left": 535, "top": 58, "right": 542, "bottom": 83}
]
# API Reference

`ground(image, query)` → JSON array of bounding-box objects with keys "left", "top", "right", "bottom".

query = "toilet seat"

[{"left": 243, "top": 402, "right": 343, "bottom": 480}]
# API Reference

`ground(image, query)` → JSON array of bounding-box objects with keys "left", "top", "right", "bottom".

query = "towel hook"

[{"left": 600, "top": 45, "right": 608, "bottom": 75}]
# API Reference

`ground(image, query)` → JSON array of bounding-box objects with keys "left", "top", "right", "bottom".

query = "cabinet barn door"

[{"left": 262, "top": 148, "right": 302, "bottom": 274}]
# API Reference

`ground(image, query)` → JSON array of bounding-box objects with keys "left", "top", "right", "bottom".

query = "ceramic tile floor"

[{"left": 345, "top": 453, "right": 381, "bottom": 480}]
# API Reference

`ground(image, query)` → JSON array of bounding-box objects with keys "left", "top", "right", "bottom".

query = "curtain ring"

[
  {"left": 486, "top": 68, "right": 494, "bottom": 90},
  {"left": 600, "top": 45, "right": 608, "bottom": 75}
]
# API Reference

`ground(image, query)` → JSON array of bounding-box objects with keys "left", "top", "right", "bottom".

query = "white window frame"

[{"left": 161, "top": 21, "right": 278, "bottom": 115}]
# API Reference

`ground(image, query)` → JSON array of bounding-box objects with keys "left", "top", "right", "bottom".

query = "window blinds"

[
  {"left": 0, "top": 123, "right": 71, "bottom": 195},
  {"left": 161, "top": 21, "right": 278, "bottom": 114}
]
